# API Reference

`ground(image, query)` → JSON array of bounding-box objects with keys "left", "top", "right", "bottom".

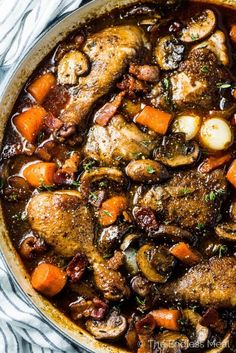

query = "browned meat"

[
  {"left": 161, "top": 256, "right": 236, "bottom": 308},
  {"left": 83, "top": 115, "right": 156, "bottom": 165},
  {"left": 151, "top": 48, "right": 232, "bottom": 111},
  {"left": 27, "top": 191, "right": 130, "bottom": 300},
  {"left": 139, "top": 169, "right": 227, "bottom": 230},
  {"left": 129, "top": 64, "right": 160, "bottom": 82},
  {"left": 59, "top": 26, "right": 146, "bottom": 130}
]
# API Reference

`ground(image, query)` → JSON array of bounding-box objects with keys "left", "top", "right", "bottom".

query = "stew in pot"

[{"left": 1, "top": 1, "right": 236, "bottom": 352}]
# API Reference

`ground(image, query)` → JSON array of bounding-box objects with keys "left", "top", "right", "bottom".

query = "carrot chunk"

[
  {"left": 28, "top": 72, "right": 56, "bottom": 104},
  {"left": 23, "top": 162, "right": 57, "bottom": 188},
  {"left": 199, "top": 153, "right": 231, "bottom": 173},
  {"left": 135, "top": 106, "right": 172, "bottom": 135},
  {"left": 150, "top": 309, "right": 181, "bottom": 331},
  {"left": 170, "top": 242, "right": 201, "bottom": 266},
  {"left": 99, "top": 196, "right": 127, "bottom": 227},
  {"left": 13, "top": 106, "right": 47, "bottom": 143},
  {"left": 230, "top": 24, "right": 236, "bottom": 44},
  {"left": 31, "top": 263, "right": 67, "bottom": 297},
  {"left": 227, "top": 159, "right": 236, "bottom": 188}
]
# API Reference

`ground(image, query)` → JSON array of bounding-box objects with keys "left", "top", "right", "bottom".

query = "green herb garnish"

[
  {"left": 216, "top": 82, "right": 232, "bottom": 89},
  {"left": 90, "top": 192, "right": 98, "bottom": 201},
  {"left": 83, "top": 160, "right": 96, "bottom": 171},
  {"left": 201, "top": 66, "right": 209, "bottom": 73},
  {"left": 103, "top": 210, "right": 112, "bottom": 217},
  {"left": 213, "top": 244, "right": 228, "bottom": 258},
  {"left": 180, "top": 188, "right": 192, "bottom": 196},
  {"left": 147, "top": 166, "right": 155, "bottom": 174},
  {"left": 205, "top": 191, "right": 217, "bottom": 202},
  {"left": 196, "top": 223, "right": 205, "bottom": 231},
  {"left": 190, "top": 33, "right": 199, "bottom": 41}
]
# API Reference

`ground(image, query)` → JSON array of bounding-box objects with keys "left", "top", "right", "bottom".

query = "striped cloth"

[{"left": 0, "top": 0, "right": 91, "bottom": 352}]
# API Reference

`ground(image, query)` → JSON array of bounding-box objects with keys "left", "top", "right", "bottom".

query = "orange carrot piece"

[
  {"left": 13, "top": 106, "right": 47, "bottom": 143},
  {"left": 135, "top": 106, "right": 172, "bottom": 135},
  {"left": 151, "top": 309, "right": 181, "bottom": 331},
  {"left": 99, "top": 196, "right": 127, "bottom": 227},
  {"left": 31, "top": 263, "right": 67, "bottom": 297},
  {"left": 233, "top": 88, "right": 236, "bottom": 100},
  {"left": 170, "top": 242, "right": 201, "bottom": 266},
  {"left": 227, "top": 159, "right": 236, "bottom": 188},
  {"left": 230, "top": 24, "right": 236, "bottom": 44},
  {"left": 199, "top": 154, "right": 232, "bottom": 173},
  {"left": 23, "top": 162, "right": 57, "bottom": 188},
  {"left": 28, "top": 72, "right": 56, "bottom": 104}
]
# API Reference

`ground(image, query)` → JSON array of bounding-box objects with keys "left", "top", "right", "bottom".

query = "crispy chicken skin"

[
  {"left": 151, "top": 48, "right": 232, "bottom": 111},
  {"left": 161, "top": 256, "right": 236, "bottom": 308},
  {"left": 60, "top": 26, "right": 147, "bottom": 129},
  {"left": 27, "top": 191, "right": 130, "bottom": 300},
  {"left": 140, "top": 169, "right": 227, "bottom": 230},
  {"left": 83, "top": 115, "right": 156, "bottom": 165}
]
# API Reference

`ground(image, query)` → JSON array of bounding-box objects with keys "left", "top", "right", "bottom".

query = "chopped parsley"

[
  {"left": 205, "top": 191, "right": 217, "bottom": 202},
  {"left": 216, "top": 82, "right": 232, "bottom": 89},
  {"left": 38, "top": 182, "right": 54, "bottom": 192},
  {"left": 99, "top": 180, "right": 108, "bottom": 188},
  {"left": 190, "top": 33, "right": 199, "bottom": 41},
  {"left": 83, "top": 160, "right": 96, "bottom": 171},
  {"left": 90, "top": 191, "right": 98, "bottom": 201},
  {"left": 147, "top": 166, "right": 155, "bottom": 174},
  {"left": 196, "top": 223, "right": 205, "bottom": 231},
  {"left": 180, "top": 187, "right": 192, "bottom": 195},
  {"left": 201, "top": 66, "right": 209, "bottom": 73},
  {"left": 163, "top": 77, "right": 171, "bottom": 91},
  {"left": 205, "top": 189, "right": 226, "bottom": 202},
  {"left": 212, "top": 244, "right": 228, "bottom": 258},
  {"left": 103, "top": 210, "right": 112, "bottom": 217},
  {"left": 72, "top": 180, "right": 80, "bottom": 187},
  {"left": 136, "top": 296, "right": 146, "bottom": 306}
]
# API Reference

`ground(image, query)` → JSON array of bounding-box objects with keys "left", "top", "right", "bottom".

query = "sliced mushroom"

[
  {"left": 215, "top": 222, "right": 236, "bottom": 242},
  {"left": 180, "top": 9, "right": 216, "bottom": 43},
  {"left": 86, "top": 310, "right": 127, "bottom": 341},
  {"left": 120, "top": 233, "right": 141, "bottom": 251},
  {"left": 98, "top": 226, "right": 121, "bottom": 255},
  {"left": 125, "top": 159, "right": 169, "bottom": 184},
  {"left": 154, "top": 35, "right": 185, "bottom": 70},
  {"left": 154, "top": 133, "right": 200, "bottom": 167},
  {"left": 203, "top": 332, "right": 231, "bottom": 353},
  {"left": 193, "top": 30, "right": 229, "bottom": 66},
  {"left": 136, "top": 244, "right": 175, "bottom": 283},
  {"left": 19, "top": 233, "right": 47, "bottom": 259},
  {"left": 156, "top": 331, "right": 189, "bottom": 352},
  {"left": 183, "top": 309, "right": 209, "bottom": 345},
  {"left": 57, "top": 50, "right": 89, "bottom": 85},
  {"left": 131, "top": 275, "right": 151, "bottom": 297},
  {"left": 125, "top": 320, "right": 138, "bottom": 351},
  {"left": 79, "top": 167, "right": 126, "bottom": 196},
  {"left": 153, "top": 224, "right": 193, "bottom": 242}
]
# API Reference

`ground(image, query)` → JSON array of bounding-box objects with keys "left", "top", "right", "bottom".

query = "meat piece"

[
  {"left": 151, "top": 48, "right": 232, "bottom": 111},
  {"left": 83, "top": 115, "right": 156, "bottom": 165},
  {"left": 27, "top": 191, "right": 130, "bottom": 300},
  {"left": 129, "top": 64, "right": 160, "bottom": 82},
  {"left": 66, "top": 252, "right": 88, "bottom": 283},
  {"left": 94, "top": 92, "right": 125, "bottom": 126},
  {"left": 139, "top": 169, "right": 227, "bottom": 230},
  {"left": 117, "top": 75, "right": 147, "bottom": 96},
  {"left": 59, "top": 26, "right": 146, "bottom": 130},
  {"left": 161, "top": 256, "right": 236, "bottom": 308}
]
